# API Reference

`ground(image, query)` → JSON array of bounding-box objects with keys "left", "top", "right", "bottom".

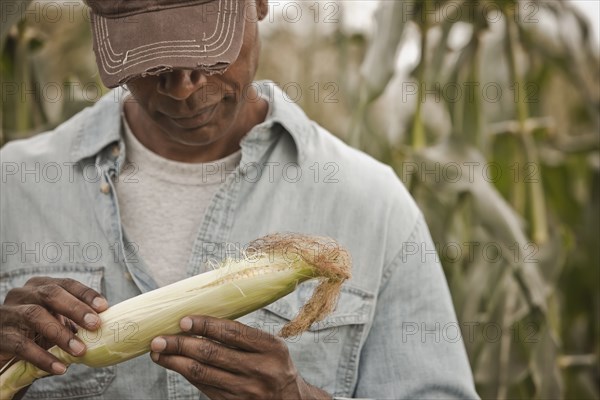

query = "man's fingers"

[
  {"left": 0, "top": 330, "right": 67, "bottom": 375},
  {"left": 7, "top": 285, "right": 101, "bottom": 332},
  {"left": 178, "top": 315, "right": 273, "bottom": 352},
  {"left": 19, "top": 277, "right": 107, "bottom": 330},
  {"left": 21, "top": 276, "right": 108, "bottom": 313},
  {"left": 25, "top": 277, "right": 108, "bottom": 313},
  {"left": 0, "top": 277, "right": 106, "bottom": 374},
  {"left": 55, "top": 278, "right": 108, "bottom": 312},
  {"left": 150, "top": 318, "right": 303, "bottom": 399},
  {"left": 150, "top": 353, "right": 238, "bottom": 392},
  {"left": 39, "top": 288, "right": 102, "bottom": 331},
  {"left": 4, "top": 305, "right": 87, "bottom": 358},
  {"left": 151, "top": 335, "right": 246, "bottom": 374}
]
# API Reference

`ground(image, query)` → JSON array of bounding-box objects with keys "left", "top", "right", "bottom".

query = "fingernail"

[
  {"left": 92, "top": 297, "right": 108, "bottom": 309},
  {"left": 69, "top": 339, "right": 85, "bottom": 355},
  {"left": 150, "top": 352, "right": 160, "bottom": 362},
  {"left": 84, "top": 313, "right": 100, "bottom": 328},
  {"left": 51, "top": 362, "right": 67, "bottom": 374},
  {"left": 180, "top": 317, "right": 192, "bottom": 331},
  {"left": 151, "top": 337, "right": 167, "bottom": 352}
]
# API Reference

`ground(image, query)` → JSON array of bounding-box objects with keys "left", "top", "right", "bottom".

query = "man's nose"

[{"left": 157, "top": 69, "right": 208, "bottom": 100}]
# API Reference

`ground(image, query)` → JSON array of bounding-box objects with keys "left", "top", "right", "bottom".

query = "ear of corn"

[{"left": 0, "top": 234, "right": 351, "bottom": 399}]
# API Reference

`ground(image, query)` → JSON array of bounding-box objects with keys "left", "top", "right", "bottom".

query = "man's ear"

[{"left": 256, "top": 0, "right": 268, "bottom": 21}]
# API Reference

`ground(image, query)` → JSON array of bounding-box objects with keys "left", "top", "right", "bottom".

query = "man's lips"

[{"left": 165, "top": 103, "right": 219, "bottom": 128}]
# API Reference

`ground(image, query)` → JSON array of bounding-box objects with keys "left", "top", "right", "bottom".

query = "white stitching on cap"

[
  {"left": 202, "top": 0, "right": 221, "bottom": 42},
  {"left": 95, "top": 17, "right": 122, "bottom": 75},
  {"left": 102, "top": 19, "right": 123, "bottom": 59},
  {"left": 204, "top": 0, "right": 235, "bottom": 49},
  {"left": 122, "top": 54, "right": 231, "bottom": 72},
  {"left": 126, "top": 40, "right": 198, "bottom": 54},
  {"left": 121, "top": 26, "right": 236, "bottom": 71},
  {"left": 100, "top": 34, "right": 124, "bottom": 68},
  {"left": 100, "top": 17, "right": 123, "bottom": 62},
  {"left": 126, "top": 45, "right": 202, "bottom": 62},
  {"left": 95, "top": 17, "right": 125, "bottom": 70},
  {"left": 94, "top": 17, "right": 114, "bottom": 69},
  {"left": 118, "top": 0, "right": 238, "bottom": 70},
  {"left": 203, "top": 0, "right": 229, "bottom": 50},
  {"left": 95, "top": 0, "right": 241, "bottom": 78},
  {"left": 205, "top": 0, "right": 238, "bottom": 53},
  {"left": 113, "top": 0, "right": 233, "bottom": 55}
]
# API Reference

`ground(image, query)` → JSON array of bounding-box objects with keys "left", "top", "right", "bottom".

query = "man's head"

[{"left": 85, "top": 0, "right": 269, "bottom": 160}]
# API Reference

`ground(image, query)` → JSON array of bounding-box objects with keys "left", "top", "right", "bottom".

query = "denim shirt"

[{"left": 0, "top": 82, "right": 479, "bottom": 400}]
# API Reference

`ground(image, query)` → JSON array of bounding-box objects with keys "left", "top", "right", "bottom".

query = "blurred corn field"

[{"left": 1, "top": 0, "right": 599, "bottom": 398}]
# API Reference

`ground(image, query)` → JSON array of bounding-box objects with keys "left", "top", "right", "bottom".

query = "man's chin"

[{"left": 164, "top": 102, "right": 221, "bottom": 130}]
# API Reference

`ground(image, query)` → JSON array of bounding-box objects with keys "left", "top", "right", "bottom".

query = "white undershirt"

[{"left": 116, "top": 109, "right": 241, "bottom": 287}]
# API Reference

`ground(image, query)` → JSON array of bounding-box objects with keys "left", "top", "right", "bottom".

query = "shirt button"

[{"left": 100, "top": 182, "right": 110, "bottom": 194}]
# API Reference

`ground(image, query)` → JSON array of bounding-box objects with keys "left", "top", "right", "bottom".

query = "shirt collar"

[
  {"left": 240, "top": 81, "right": 310, "bottom": 164},
  {"left": 70, "top": 87, "right": 124, "bottom": 162},
  {"left": 70, "top": 81, "right": 311, "bottom": 164}
]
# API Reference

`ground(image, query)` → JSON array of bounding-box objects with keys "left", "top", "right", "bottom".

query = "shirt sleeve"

[{"left": 349, "top": 214, "right": 480, "bottom": 399}]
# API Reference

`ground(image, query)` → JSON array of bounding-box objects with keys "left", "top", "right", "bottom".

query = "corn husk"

[{"left": 0, "top": 234, "right": 351, "bottom": 399}]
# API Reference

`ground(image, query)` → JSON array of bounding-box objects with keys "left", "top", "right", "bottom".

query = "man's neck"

[{"left": 123, "top": 97, "right": 268, "bottom": 163}]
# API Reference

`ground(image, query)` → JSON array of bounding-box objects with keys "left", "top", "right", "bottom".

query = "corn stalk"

[{"left": 504, "top": 11, "right": 549, "bottom": 245}]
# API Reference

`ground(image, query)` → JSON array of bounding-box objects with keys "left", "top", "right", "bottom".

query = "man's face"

[{"left": 124, "top": 1, "right": 266, "bottom": 150}]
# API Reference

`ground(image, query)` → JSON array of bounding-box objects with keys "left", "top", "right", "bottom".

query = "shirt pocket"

[
  {"left": 237, "top": 281, "right": 374, "bottom": 398},
  {"left": 0, "top": 264, "right": 115, "bottom": 400}
]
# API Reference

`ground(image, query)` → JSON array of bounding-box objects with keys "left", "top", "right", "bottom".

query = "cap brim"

[{"left": 91, "top": 0, "right": 245, "bottom": 88}]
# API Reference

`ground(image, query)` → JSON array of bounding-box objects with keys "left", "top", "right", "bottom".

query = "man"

[{"left": 0, "top": 0, "right": 479, "bottom": 399}]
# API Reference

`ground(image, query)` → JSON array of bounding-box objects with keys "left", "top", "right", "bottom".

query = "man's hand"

[
  {"left": 0, "top": 277, "right": 108, "bottom": 375},
  {"left": 150, "top": 315, "right": 333, "bottom": 400}
]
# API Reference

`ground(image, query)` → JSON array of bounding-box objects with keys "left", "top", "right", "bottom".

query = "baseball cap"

[{"left": 84, "top": 0, "right": 246, "bottom": 88}]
